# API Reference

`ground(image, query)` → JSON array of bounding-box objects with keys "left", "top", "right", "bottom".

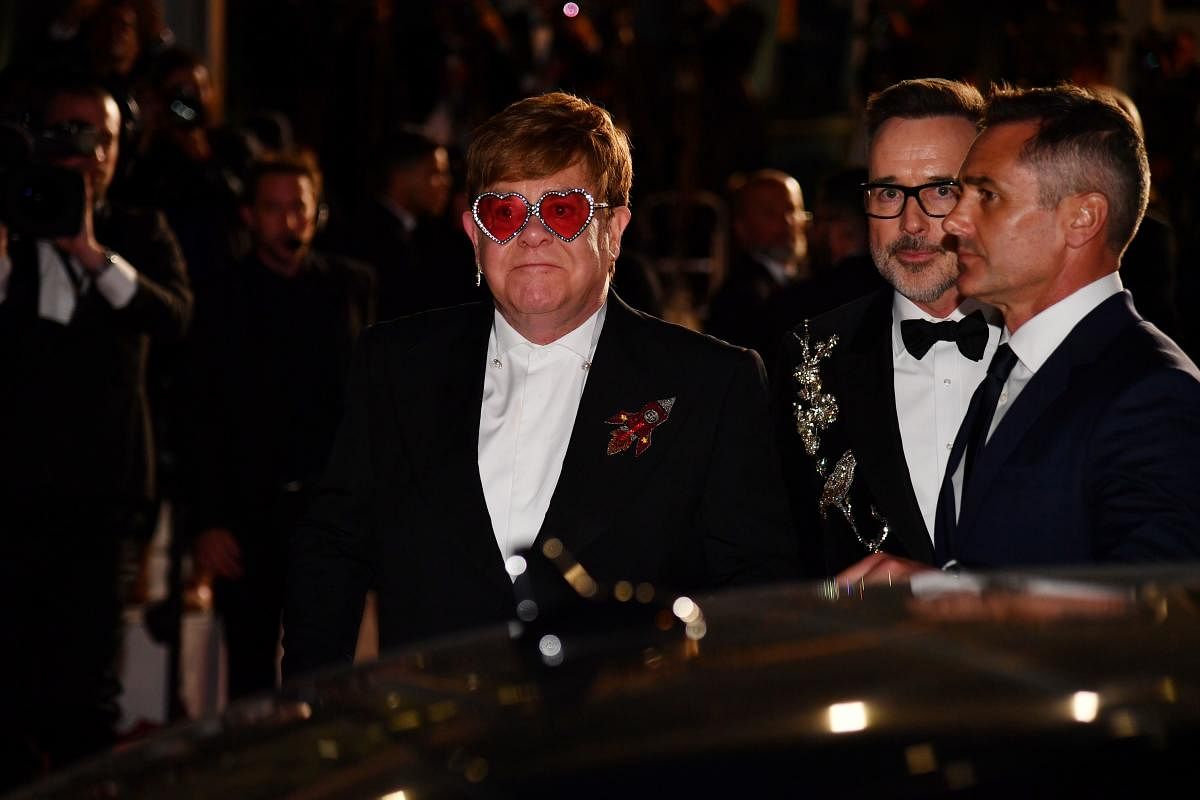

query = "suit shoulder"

[
  {"left": 365, "top": 301, "right": 489, "bottom": 350},
  {"left": 314, "top": 251, "right": 377, "bottom": 294},
  {"left": 1106, "top": 319, "right": 1200, "bottom": 385},
  {"left": 633, "top": 307, "right": 762, "bottom": 367},
  {"left": 808, "top": 289, "right": 885, "bottom": 336},
  {"left": 779, "top": 288, "right": 886, "bottom": 359},
  {"left": 319, "top": 251, "right": 375, "bottom": 279}
]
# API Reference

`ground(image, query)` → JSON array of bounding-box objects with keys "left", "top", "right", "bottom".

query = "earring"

[{"left": 475, "top": 262, "right": 482, "bottom": 288}]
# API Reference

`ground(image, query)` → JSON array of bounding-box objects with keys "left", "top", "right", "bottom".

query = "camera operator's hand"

[{"left": 53, "top": 173, "right": 108, "bottom": 274}]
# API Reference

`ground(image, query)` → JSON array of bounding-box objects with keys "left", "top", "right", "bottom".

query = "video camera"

[
  {"left": 0, "top": 120, "right": 88, "bottom": 238},
  {"left": 165, "top": 87, "right": 205, "bottom": 130}
]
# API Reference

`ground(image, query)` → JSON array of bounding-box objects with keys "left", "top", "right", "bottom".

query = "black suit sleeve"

[
  {"left": 697, "top": 346, "right": 799, "bottom": 586},
  {"left": 283, "top": 326, "right": 382, "bottom": 678},
  {"left": 1090, "top": 367, "right": 1200, "bottom": 560},
  {"left": 107, "top": 209, "right": 192, "bottom": 342}
]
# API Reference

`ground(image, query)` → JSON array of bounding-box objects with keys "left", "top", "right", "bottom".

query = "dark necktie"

[
  {"left": 901, "top": 310, "right": 989, "bottom": 361},
  {"left": 933, "top": 343, "right": 1019, "bottom": 564}
]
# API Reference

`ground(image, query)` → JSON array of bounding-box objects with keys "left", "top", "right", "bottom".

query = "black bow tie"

[{"left": 900, "top": 310, "right": 989, "bottom": 361}]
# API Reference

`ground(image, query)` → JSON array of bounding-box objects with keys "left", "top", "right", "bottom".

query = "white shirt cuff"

[{"left": 93, "top": 252, "right": 138, "bottom": 308}]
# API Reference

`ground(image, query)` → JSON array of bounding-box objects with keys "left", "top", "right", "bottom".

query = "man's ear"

[
  {"left": 462, "top": 209, "right": 480, "bottom": 252},
  {"left": 605, "top": 206, "right": 632, "bottom": 261},
  {"left": 1062, "top": 192, "right": 1108, "bottom": 249}
]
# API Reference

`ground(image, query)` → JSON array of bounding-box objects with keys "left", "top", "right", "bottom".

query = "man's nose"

[
  {"left": 518, "top": 214, "right": 552, "bottom": 245},
  {"left": 898, "top": 195, "right": 929, "bottom": 234},
  {"left": 942, "top": 202, "right": 970, "bottom": 238}
]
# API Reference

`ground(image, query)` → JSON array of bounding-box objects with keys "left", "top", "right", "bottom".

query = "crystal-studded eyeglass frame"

[{"left": 471, "top": 188, "right": 611, "bottom": 245}]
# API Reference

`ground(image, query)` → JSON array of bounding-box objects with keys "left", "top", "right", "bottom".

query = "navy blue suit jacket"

[{"left": 953, "top": 291, "right": 1200, "bottom": 566}]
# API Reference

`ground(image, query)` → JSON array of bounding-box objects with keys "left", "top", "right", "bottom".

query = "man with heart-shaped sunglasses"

[{"left": 284, "top": 92, "right": 798, "bottom": 677}]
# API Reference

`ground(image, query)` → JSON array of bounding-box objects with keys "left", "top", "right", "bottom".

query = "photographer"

[
  {"left": 0, "top": 76, "right": 190, "bottom": 788},
  {"left": 123, "top": 46, "right": 243, "bottom": 293}
]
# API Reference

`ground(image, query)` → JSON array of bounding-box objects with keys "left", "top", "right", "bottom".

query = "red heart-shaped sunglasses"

[{"left": 471, "top": 188, "right": 612, "bottom": 245}]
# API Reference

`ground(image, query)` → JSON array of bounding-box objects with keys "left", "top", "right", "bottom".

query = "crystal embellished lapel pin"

[
  {"left": 792, "top": 321, "right": 840, "bottom": 461},
  {"left": 791, "top": 321, "right": 891, "bottom": 553},
  {"left": 605, "top": 397, "right": 675, "bottom": 457}
]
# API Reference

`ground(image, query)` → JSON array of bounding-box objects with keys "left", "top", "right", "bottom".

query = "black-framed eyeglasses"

[{"left": 861, "top": 180, "right": 961, "bottom": 219}]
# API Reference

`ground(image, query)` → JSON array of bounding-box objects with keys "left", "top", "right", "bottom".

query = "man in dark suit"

[
  {"left": 707, "top": 169, "right": 810, "bottom": 362},
  {"left": 924, "top": 84, "right": 1200, "bottom": 569},
  {"left": 283, "top": 92, "right": 796, "bottom": 677},
  {"left": 842, "top": 84, "right": 1200, "bottom": 584},
  {"left": 776, "top": 79, "right": 997, "bottom": 577},
  {"left": 0, "top": 78, "right": 190, "bottom": 785},
  {"left": 181, "top": 152, "right": 374, "bottom": 699},
  {"left": 324, "top": 127, "right": 482, "bottom": 321}
]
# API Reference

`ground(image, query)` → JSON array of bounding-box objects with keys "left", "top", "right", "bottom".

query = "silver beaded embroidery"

[
  {"left": 791, "top": 322, "right": 840, "bottom": 458},
  {"left": 792, "top": 321, "right": 890, "bottom": 554}
]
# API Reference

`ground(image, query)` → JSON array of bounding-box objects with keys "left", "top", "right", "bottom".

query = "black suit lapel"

[
  {"left": 535, "top": 295, "right": 658, "bottom": 562},
  {"left": 959, "top": 292, "right": 1137, "bottom": 533},
  {"left": 396, "top": 304, "right": 511, "bottom": 595},
  {"left": 834, "top": 291, "right": 933, "bottom": 561}
]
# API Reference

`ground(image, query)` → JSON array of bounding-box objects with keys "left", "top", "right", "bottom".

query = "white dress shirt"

[
  {"left": 0, "top": 243, "right": 138, "bottom": 322},
  {"left": 949, "top": 272, "right": 1124, "bottom": 518},
  {"left": 478, "top": 303, "right": 605, "bottom": 575},
  {"left": 891, "top": 292, "right": 1001, "bottom": 541}
]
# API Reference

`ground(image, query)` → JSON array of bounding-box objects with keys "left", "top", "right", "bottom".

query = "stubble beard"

[{"left": 872, "top": 233, "right": 958, "bottom": 304}]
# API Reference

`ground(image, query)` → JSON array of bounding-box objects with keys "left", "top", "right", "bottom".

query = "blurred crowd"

[{"left": 3, "top": 0, "right": 1200, "bottom": 790}]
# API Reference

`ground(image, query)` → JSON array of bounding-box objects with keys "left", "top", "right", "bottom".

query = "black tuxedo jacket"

[
  {"left": 952, "top": 291, "right": 1200, "bottom": 566},
  {"left": 284, "top": 294, "right": 797, "bottom": 676},
  {"left": 0, "top": 207, "right": 191, "bottom": 511},
  {"left": 179, "top": 251, "right": 375, "bottom": 538},
  {"left": 775, "top": 287, "right": 934, "bottom": 576}
]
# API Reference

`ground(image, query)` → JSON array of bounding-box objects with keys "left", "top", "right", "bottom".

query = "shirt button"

[
  {"left": 946, "top": 442, "right": 953, "bottom": 450},
  {"left": 943, "top": 378, "right": 952, "bottom": 386}
]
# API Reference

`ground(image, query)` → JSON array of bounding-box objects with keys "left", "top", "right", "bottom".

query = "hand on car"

[{"left": 836, "top": 552, "right": 937, "bottom": 586}]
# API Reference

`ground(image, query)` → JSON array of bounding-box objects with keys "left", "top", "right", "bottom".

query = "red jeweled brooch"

[{"left": 605, "top": 397, "right": 676, "bottom": 457}]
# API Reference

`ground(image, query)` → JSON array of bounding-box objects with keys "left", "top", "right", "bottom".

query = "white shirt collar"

[
  {"left": 755, "top": 254, "right": 793, "bottom": 286},
  {"left": 890, "top": 291, "right": 999, "bottom": 359},
  {"left": 378, "top": 196, "right": 417, "bottom": 234},
  {"left": 1005, "top": 272, "right": 1123, "bottom": 374},
  {"left": 491, "top": 302, "right": 606, "bottom": 364}
]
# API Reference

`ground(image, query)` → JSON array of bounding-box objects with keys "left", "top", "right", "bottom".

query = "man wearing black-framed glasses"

[{"left": 776, "top": 78, "right": 1000, "bottom": 581}]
